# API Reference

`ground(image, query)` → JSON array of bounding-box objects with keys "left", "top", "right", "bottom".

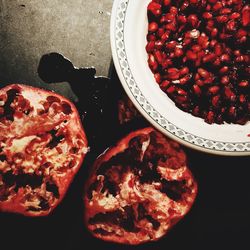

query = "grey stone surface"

[{"left": 0, "top": 0, "right": 113, "bottom": 98}]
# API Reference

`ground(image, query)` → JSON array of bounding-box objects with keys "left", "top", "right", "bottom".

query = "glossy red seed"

[
  {"left": 155, "top": 40, "right": 163, "bottom": 49},
  {"left": 213, "top": 2, "right": 223, "bottom": 11},
  {"left": 212, "top": 95, "right": 220, "bottom": 108},
  {"left": 147, "top": 2, "right": 162, "bottom": 17},
  {"left": 146, "top": 41, "right": 155, "bottom": 53},
  {"left": 202, "top": 53, "right": 216, "bottom": 63},
  {"left": 148, "top": 22, "right": 158, "bottom": 32},
  {"left": 186, "top": 50, "right": 197, "bottom": 60},
  {"left": 219, "top": 66, "right": 229, "bottom": 74},
  {"left": 239, "top": 81, "right": 249, "bottom": 87},
  {"left": 178, "top": 15, "right": 187, "bottom": 23},
  {"left": 216, "top": 15, "right": 229, "bottom": 23},
  {"left": 165, "top": 41, "right": 177, "bottom": 50},
  {"left": 220, "top": 8, "right": 232, "bottom": 15},
  {"left": 224, "top": 87, "right": 236, "bottom": 101},
  {"left": 163, "top": 0, "right": 171, "bottom": 6},
  {"left": 179, "top": 67, "right": 189, "bottom": 76},
  {"left": 203, "top": 12, "right": 212, "bottom": 19},
  {"left": 148, "top": 54, "right": 158, "bottom": 72},
  {"left": 209, "top": 86, "right": 220, "bottom": 94},
  {"left": 177, "top": 88, "right": 187, "bottom": 96},
  {"left": 154, "top": 73, "right": 162, "bottom": 84},
  {"left": 220, "top": 54, "right": 230, "bottom": 62},
  {"left": 242, "top": 6, "right": 250, "bottom": 26},
  {"left": 221, "top": 76, "right": 230, "bottom": 85},
  {"left": 160, "top": 80, "right": 171, "bottom": 89},
  {"left": 193, "top": 84, "right": 202, "bottom": 95},
  {"left": 154, "top": 50, "right": 163, "bottom": 64},
  {"left": 166, "top": 85, "right": 176, "bottom": 94},
  {"left": 205, "top": 111, "right": 215, "bottom": 124},
  {"left": 174, "top": 47, "right": 184, "bottom": 57},
  {"left": 188, "top": 14, "right": 199, "bottom": 27},
  {"left": 198, "top": 68, "right": 210, "bottom": 78},
  {"left": 211, "top": 28, "right": 218, "bottom": 37}
]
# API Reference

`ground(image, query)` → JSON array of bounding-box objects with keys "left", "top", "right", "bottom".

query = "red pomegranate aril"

[
  {"left": 161, "top": 31, "right": 170, "bottom": 41},
  {"left": 213, "top": 2, "right": 223, "bottom": 11},
  {"left": 187, "top": 14, "right": 199, "bottom": 27},
  {"left": 179, "top": 75, "right": 191, "bottom": 85},
  {"left": 175, "top": 47, "right": 184, "bottom": 57},
  {"left": 239, "top": 94, "right": 246, "bottom": 103},
  {"left": 242, "top": 5, "right": 250, "bottom": 26},
  {"left": 163, "top": 0, "right": 171, "bottom": 6},
  {"left": 176, "top": 88, "right": 187, "bottom": 96},
  {"left": 228, "top": 106, "right": 237, "bottom": 118},
  {"left": 192, "top": 106, "right": 200, "bottom": 116},
  {"left": 216, "top": 15, "right": 229, "bottom": 23},
  {"left": 149, "top": 22, "right": 159, "bottom": 32},
  {"left": 205, "top": 111, "right": 215, "bottom": 124},
  {"left": 186, "top": 50, "right": 197, "bottom": 60},
  {"left": 220, "top": 54, "right": 230, "bottom": 62},
  {"left": 155, "top": 40, "right": 164, "bottom": 50},
  {"left": 198, "top": 68, "right": 210, "bottom": 78},
  {"left": 146, "top": 41, "right": 155, "bottom": 53},
  {"left": 203, "top": 12, "right": 213, "bottom": 19},
  {"left": 219, "top": 66, "right": 229, "bottom": 74},
  {"left": 226, "top": 20, "right": 237, "bottom": 31},
  {"left": 179, "top": 67, "right": 189, "bottom": 76},
  {"left": 236, "top": 29, "right": 247, "bottom": 38},
  {"left": 154, "top": 50, "right": 163, "bottom": 64},
  {"left": 239, "top": 81, "right": 249, "bottom": 88},
  {"left": 209, "top": 86, "right": 220, "bottom": 95},
  {"left": 224, "top": 87, "right": 236, "bottom": 101},
  {"left": 211, "top": 28, "right": 218, "bottom": 37},
  {"left": 220, "top": 8, "right": 232, "bottom": 15},
  {"left": 221, "top": 76, "right": 230, "bottom": 85},
  {"left": 147, "top": 33, "right": 156, "bottom": 42},
  {"left": 148, "top": 2, "right": 162, "bottom": 17},
  {"left": 176, "top": 95, "right": 188, "bottom": 103},
  {"left": 202, "top": 53, "right": 216, "bottom": 63},
  {"left": 160, "top": 80, "right": 171, "bottom": 90},
  {"left": 166, "top": 85, "right": 176, "bottom": 94},
  {"left": 154, "top": 73, "right": 162, "bottom": 84},
  {"left": 230, "top": 12, "right": 241, "bottom": 19},
  {"left": 170, "top": 6, "right": 178, "bottom": 15},
  {"left": 166, "top": 41, "right": 177, "bottom": 50},
  {"left": 193, "top": 84, "right": 202, "bottom": 96},
  {"left": 157, "top": 28, "right": 165, "bottom": 37},
  {"left": 212, "top": 95, "right": 221, "bottom": 108},
  {"left": 148, "top": 54, "right": 158, "bottom": 72},
  {"left": 178, "top": 15, "right": 187, "bottom": 24},
  {"left": 190, "top": 0, "right": 199, "bottom": 4}
]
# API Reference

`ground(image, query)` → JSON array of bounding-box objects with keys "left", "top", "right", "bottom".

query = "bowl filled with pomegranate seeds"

[{"left": 110, "top": 0, "right": 250, "bottom": 156}]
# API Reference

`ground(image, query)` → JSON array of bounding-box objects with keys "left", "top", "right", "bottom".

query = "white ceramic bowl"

[{"left": 110, "top": 0, "right": 250, "bottom": 156}]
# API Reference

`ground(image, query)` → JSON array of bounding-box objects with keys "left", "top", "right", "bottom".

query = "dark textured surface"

[{"left": 0, "top": 1, "right": 250, "bottom": 250}]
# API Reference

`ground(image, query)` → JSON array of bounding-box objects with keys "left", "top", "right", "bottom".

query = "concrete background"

[{"left": 0, "top": 0, "right": 113, "bottom": 98}]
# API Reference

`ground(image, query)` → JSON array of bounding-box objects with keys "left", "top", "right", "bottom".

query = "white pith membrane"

[
  {"left": 0, "top": 85, "right": 87, "bottom": 214},
  {"left": 86, "top": 130, "right": 197, "bottom": 244}
]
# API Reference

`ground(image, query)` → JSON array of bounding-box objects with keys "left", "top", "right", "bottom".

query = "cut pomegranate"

[
  {"left": 146, "top": 0, "right": 250, "bottom": 125},
  {"left": 84, "top": 127, "right": 197, "bottom": 245},
  {"left": 0, "top": 84, "right": 88, "bottom": 216}
]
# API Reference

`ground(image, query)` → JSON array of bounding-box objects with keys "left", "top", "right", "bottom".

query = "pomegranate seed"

[
  {"left": 203, "top": 12, "right": 212, "bottom": 19},
  {"left": 216, "top": 15, "right": 229, "bottom": 23},
  {"left": 165, "top": 41, "right": 177, "bottom": 50},
  {"left": 148, "top": 54, "right": 158, "bottom": 72},
  {"left": 193, "top": 84, "right": 202, "bottom": 95},
  {"left": 192, "top": 106, "right": 200, "bottom": 116},
  {"left": 154, "top": 50, "right": 163, "bottom": 64},
  {"left": 147, "top": 33, "right": 156, "bottom": 41},
  {"left": 178, "top": 15, "right": 187, "bottom": 23},
  {"left": 146, "top": 41, "right": 155, "bottom": 53},
  {"left": 230, "top": 12, "right": 240, "bottom": 19},
  {"left": 179, "top": 67, "right": 189, "bottom": 76},
  {"left": 224, "top": 87, "right": 236, "bottom": 101},
  {"left": 198, "top": 68, "right": 210, "bottom": 78},
  {"left": 0, "top": 107, "right": 4, "bottom": 115},
  {"left": 228, "top": 106, "right": 237, "bottom": 118},
  {"left": 239, "top": 94, "right": 246, "bottom": 103},
  {"left": 221, "top": 76, "right": 230, "bottom": 85},
  {"left": 186, "top": 50, "right": 197, "bottom": 60},
  {"left": 226, "top": 20, "right": 237, "bottom": 31},
  {"left": 190, "top": 0, "right": 199, "bottom": 4},
  {"left": 188, "top": 14, "right": 199, "bottom": 27},
  {"left": 202, "top": 53, "right": 216, "bottom": 63},
  {"left": 154, "top": 73, "right": 162, "bottom": 84},
  {"left": 163, "top": 0, "right": 171, "bottom": 6},
  {"left": 205, "top": 111, "right": 215, "bottom": 124},
  {"left": 170, "top": 6, "right": 178, "bottom": 15},
  {"left": 174, "top": 47, "right": 183, "bottom": 57},
  {"left": 160, "top": 80, "right": 171, "bottom": 90},
  {"left": 161, "top": 32, "right": 170, "bottom": 41},
  {"left": 211, "top": 95, "right": 221, "bottom": 108},
  {"left": 148, "top": 22, "right": 159, "bottom": 32},
  {"left": 239, "top": 81, "right": 249, "bottom": 87},
  {"left": 220, "top": 54, "right": 230, "bottom": 62},
  {"left": 214, "top": 44, "right": 223, "bottom": 56},
  {"left": 155, "top": 40, "right": 163, "bottom": 49},
  {"left": 211, "top": 28, "right": 218, "bottom": 37},
  {"left": 148, "top": 2, "right": 162, "bottom": 17},
  {"left": 236, "top": 29, "right": 247, "bottom": 38},
  {"left": 179, "top": 75, "right": 191, "bottom": 84},
  {"left": 167, "top": 68, "right": 180, "bottom": 80},
  {"left": 166, "top": 85, "right": 176, "bottom": 94},
  {"left": 219, "top": 66, "right": 229, "bottom": 74},
  {"left": 242, "top": 5, "right": 250, "bottom": 26},
  {"left": 177, "top": 88, "right": 187, "bottom": 96},
  {"left": 213, "top": 2, "right": 223, "bottom": 11},
  {"left": 208, "top": 86, "right": 220, "bottom": 94},
  {"left": 220, "top": 8, "right": 232, "bottom": 14},
  {"left": 157, "top": 28, "right": 165, "bottom": 37}
]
